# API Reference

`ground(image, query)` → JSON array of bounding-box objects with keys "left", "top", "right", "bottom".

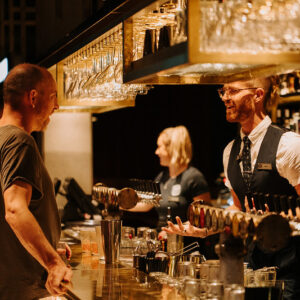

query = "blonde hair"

[{"left": 159, "top": 125, "right": 192, "bottom": 167}]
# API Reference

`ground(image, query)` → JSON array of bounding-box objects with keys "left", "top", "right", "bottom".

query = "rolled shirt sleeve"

[{"left": 276, "top": 132, "right": 300, "bottom": 187}]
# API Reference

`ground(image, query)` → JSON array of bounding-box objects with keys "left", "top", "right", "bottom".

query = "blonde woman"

[
  {"left": 154, "top": 125, "right": 210, "bottom": 233},
  {"left": 126, "top": 125, "right": 210, "bottom": 233}
]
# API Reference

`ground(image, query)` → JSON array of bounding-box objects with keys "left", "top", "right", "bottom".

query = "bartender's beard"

[{"left": 226, "top": 103, "right": 253, "bottom": 124}]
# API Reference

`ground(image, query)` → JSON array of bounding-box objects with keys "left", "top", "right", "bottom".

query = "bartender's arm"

[
  {"left": 4, "top": 180, "right": 72, "bottom": 296},
  {"left": 225, "top": 189, "right": 242, "bottom": 211},
  {"left": 123, "top": 202, "right": 154, "bottom": 212}
]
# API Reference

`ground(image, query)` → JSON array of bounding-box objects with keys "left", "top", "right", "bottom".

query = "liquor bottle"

[
  {"left": 200, "top": 207, "right": 205, "bottom": 228},
  {"left": 188, "top": 204, "right": 194, "bottom": 225},
  {"left": 276, "top": 108, "right": 283, "bottom": 126},
  {"left": 239, "top": 216, "right": 248, "bottom": 240},
  {"left": 194, "top": 205, "right": 201, "bottom": 228},
  {"left": 211, "top": 209, "right": 218, "bottom": 232},
  {"left": 283, "top": 108, "right": 291, "bottom": 129},
  {"left": 224, "top": 212, "right": 232, "bottom": 235},
  {"left": 205, "top": 208, "right": 212, "bottom": 229},
  {"left": 279, "top": 74, "right": 289, "bottom": 96},
  {"left": 217, "top": 210, "right": 225, "bottom": 231},
  {"left": 232, "top": 214, "right": 239, "bottom": 237},
  {"left": 288, "top": 74, "right": 296, "bottom": 94}
]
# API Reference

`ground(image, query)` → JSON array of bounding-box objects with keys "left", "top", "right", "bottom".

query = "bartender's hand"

[
  {"left": 46, "top": 259, "right": 72, "bottom": 296},
  {"left": 162, "top": 216, "right": 209, "bottom": 238},
  {"left": 158, "top": 230, "right": 167, "bottom": 240}
]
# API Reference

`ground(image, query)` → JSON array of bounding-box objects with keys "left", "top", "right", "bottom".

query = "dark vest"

[{"left": 228, "top": 124, "right": 297, "bottom": 211}]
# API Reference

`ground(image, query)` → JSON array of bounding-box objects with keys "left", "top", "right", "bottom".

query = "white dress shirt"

[{"left": 223, "top": 116, "right": 300, "bottom": 190}]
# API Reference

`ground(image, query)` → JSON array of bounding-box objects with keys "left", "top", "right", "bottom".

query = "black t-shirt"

[
  {"left": 155, "top": 166, "right": 209, "bottom": 230},
  {"left": 0, "top": 125, "right": 60, "bottom": 300}
]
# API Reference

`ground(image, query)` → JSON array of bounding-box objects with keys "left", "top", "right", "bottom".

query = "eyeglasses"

[{"left": 218, "top": 87, "right": 261, "bottom": 98}]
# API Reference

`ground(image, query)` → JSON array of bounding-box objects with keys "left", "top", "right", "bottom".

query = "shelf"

[
  {"left": 278, "top": 95, "right": 300, "bottom": 105},
  {"left": 123, "top": 0, "right": 300, "bottom": 84}
]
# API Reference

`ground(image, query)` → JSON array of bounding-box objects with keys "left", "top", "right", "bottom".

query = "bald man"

[{"left": 0, "top": 64, "right": 72, "bottom": 299}]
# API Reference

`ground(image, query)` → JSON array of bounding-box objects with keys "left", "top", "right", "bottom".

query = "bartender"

[
  {"left": 124, "top": 125, "right": 210, "bottom": 234},
  {"left": 164, "top": 76, "right": 300, "bottom": 300}
]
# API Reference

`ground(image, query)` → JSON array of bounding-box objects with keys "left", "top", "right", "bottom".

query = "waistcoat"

[{"left": 227, "top": 124, "right": 298, "bottom": 211}]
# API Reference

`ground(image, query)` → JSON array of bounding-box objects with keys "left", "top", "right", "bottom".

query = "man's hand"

[
  {"left": 46, "top": 259, "right": 72, "bottom": 296},
  {"left": 162, "top": 216, "right": 209, "bottom": 238}
]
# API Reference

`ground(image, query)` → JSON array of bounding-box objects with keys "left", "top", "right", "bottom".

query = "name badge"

[
  {"left": 171, "top": 184, "right": 181, "bottom": 196},
  {"left": 257, "top": 163, "right": 272, "bottom": 170}
]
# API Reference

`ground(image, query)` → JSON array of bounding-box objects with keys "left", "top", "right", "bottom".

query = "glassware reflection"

[{"left": 199, "top": 0, "right": 300, "bottom": 53}]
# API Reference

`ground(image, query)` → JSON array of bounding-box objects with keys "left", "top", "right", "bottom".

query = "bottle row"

[
  {"left": 188, "top": 194, "right": 300, "bottom": 239},
  {"left": 276, "top": 108, "right": 300, "bottom": 134},
  {"left": 279, "top": 72, "right": 300, "bottom": 97}
]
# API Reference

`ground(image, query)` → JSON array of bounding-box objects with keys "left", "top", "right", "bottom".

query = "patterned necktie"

[{"left": 242, "top": 136, "right": 252, "bottom": 192}]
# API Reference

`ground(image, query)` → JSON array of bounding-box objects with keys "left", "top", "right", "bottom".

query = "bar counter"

[{"left": 66, "top": 244, "right": 184, "bottom": 300}]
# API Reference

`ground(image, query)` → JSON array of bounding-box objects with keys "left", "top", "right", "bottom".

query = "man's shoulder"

[
  {"left": 0, "top": 125, "right": 35, "bottom": 147},
  {"left": 279, "top": 130, "right": 300, "bottom": 152},
  {"left": 224, "top": 139, "right": 235, "bottom": 154}
]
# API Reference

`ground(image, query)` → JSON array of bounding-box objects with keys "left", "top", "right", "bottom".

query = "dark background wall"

[{"left": 92, "top": 84, "right": 238, "bottom": 196}]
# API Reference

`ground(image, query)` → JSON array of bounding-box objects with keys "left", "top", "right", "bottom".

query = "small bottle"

[
  {"left": 288, "top": 74, "right": 296, "bottom": 94},
  {"left": 217, "top": 210, "right": 225, "bottom": 231},
  {"left": 224, "top": 212, "right": 232, "bottom": 235},
  {"left": 194, "top": 205, "right": 201, "bottom": 228},
  {"left": 279, "top": 74, "right": 289, "bottom": 96},
  {"left": 205, "top": 208, "right": 211, "bottom": 229},
  {"left": 200, "top": 207, "right": 205, "bottom": 228},
  {"left": 276, "top": 108, "right": 282, "bottom": 126},
  {"left": 283, "top": 109, "right": 291, "bottom": 129},
  {"left": 211, "top": 210, "right": 218, "bottom": 232},
  {"left": 239, "top": 216, "right": 248, "bottom": 240},
  {"left": 232, "top": 214, "right": 239, "bottom": 237}
]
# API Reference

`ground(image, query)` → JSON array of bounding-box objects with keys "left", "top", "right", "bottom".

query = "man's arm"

[
  {"left": 226, "top": 189, "right": 242, "bottom": 211},
  {"left": 4, "top": 180, "right": 72, "bottom": 296},
  {"left": 193, "top": 192, "right": 211, "bottom": 204}
]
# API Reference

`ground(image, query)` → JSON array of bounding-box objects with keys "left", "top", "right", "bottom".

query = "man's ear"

[
  {"left": 254, "top": 88, "right": 264, "bottom": 104},
  {"left": 29, "top": 89, "right": 38, "bottom": 108}
]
